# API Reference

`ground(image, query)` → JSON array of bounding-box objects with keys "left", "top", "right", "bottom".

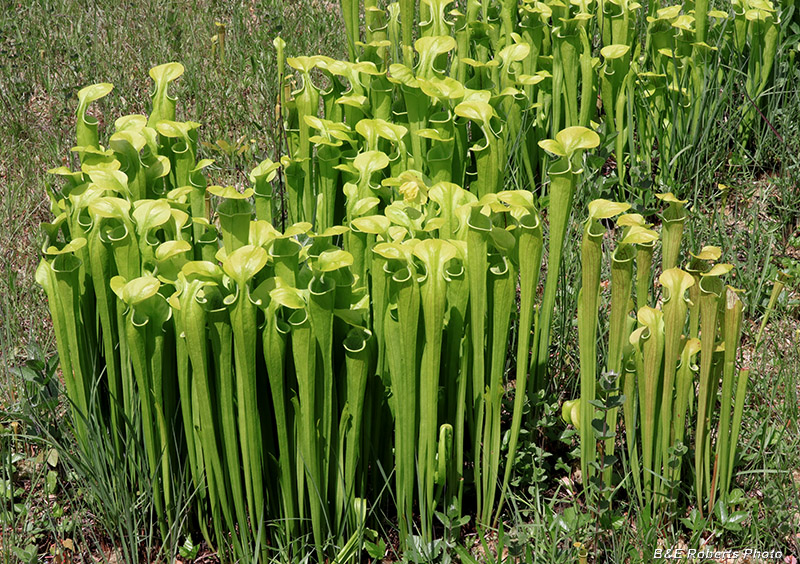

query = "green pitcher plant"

[
  {"left": 564, "top": 195, "right": 752, "bottom": 519},
  {"left": 41, "top": 67, "right": 623, "bottom": 561},
  {"left": 39, "top": 0, "right": 781, "bottom": 550}
]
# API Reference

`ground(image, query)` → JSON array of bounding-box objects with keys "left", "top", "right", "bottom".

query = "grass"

[{"left": 1, "top": 0, "right": 799, "bottom": 562}]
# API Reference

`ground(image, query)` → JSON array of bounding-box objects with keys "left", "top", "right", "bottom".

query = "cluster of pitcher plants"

[
  {"left": 566, "top": 195, "right": 753, "bottom": 520},
  {"left": 34, "top": 0, "right": 784, "bottom": 559},
  {"left": 326, "top": 0, "right": 780, "bottom": 210}
]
